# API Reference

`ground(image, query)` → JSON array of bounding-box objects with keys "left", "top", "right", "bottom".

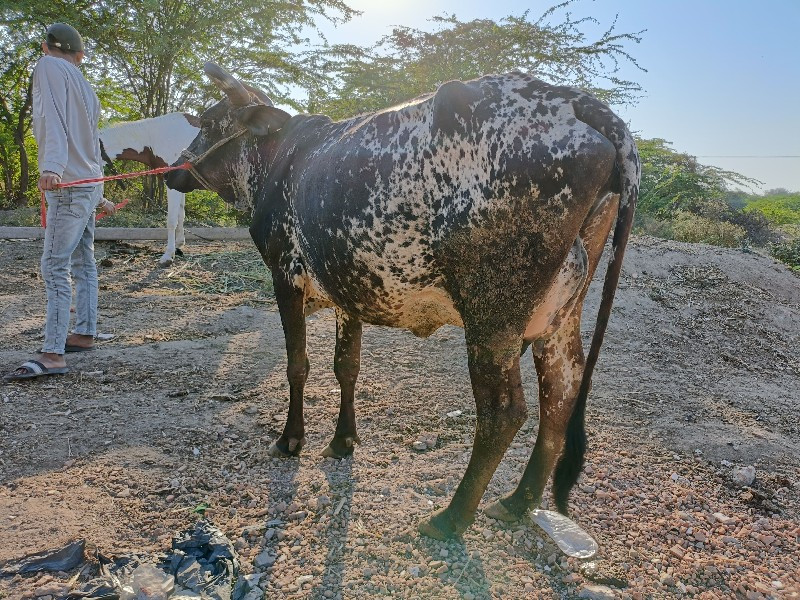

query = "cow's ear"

[{"left": 234, "top": 105, "right": 291, "bottom": 136}]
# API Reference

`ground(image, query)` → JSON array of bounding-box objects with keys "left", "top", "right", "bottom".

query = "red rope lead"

[{"left": 40, "top": 162, "right": 193, "bottom": 228}]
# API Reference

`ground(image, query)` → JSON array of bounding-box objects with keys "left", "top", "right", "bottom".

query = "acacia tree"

[
  {"left": 0, "top": 25, "right": 38, "bottom": 207},
  {"left": 307, "top": 1, "right": 645, "bottom": 119},
  {"left": 1, "top": 0, "right": 357, "bottom": 208},
  {"left": 637, "top": 138, "right": 759, "bottom": 219}
]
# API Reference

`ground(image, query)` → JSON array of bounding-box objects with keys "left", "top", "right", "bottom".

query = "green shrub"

[
  {"left": 769, "top": 238, "right": 800, "bottom": 272},
  {"left": 745, "top": 194, "right": 800, "bottom": 226},
  {"left": 671, "top": 211, "right": 746, "bottom": 247},
  {"left": 184, "top": 190, "right": 248, "bottom": 227},
  {"left": 0, "top": 207, "right": 40, "bottom": 226},
  {"left": 633, "top": 212, "right": 675, "bottom": 239}
]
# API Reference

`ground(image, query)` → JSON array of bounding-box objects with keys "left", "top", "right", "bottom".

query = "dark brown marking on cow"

[{"left": 114, "top": 146, "right": 168, "bottom": 169}]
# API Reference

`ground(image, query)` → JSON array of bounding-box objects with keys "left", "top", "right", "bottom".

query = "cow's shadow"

[
  {"left": 310, "top": 456, "right": 355, "bottom": 598},
  {"left": 413, "top": 534, "right": 491, "bottom": 599},
  {"left": 246, "top": 455, "right": 300, "bottom": 591}
]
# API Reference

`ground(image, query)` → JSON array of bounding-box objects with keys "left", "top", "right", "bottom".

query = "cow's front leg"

[
  {"left": 419, "top": 338, "right": 528, "bottom": 539},
  {"left": 268, "top": 269, "right": 309, "bottom": 457},
  {"left": 322, "top": 309, "right": 362, "bottom": 458},
  {"left": 484, "top": 313, "right": 584, "bottom": 521},
  {"left": 160, "top": 189, "right": 184, "bottom": 266}
]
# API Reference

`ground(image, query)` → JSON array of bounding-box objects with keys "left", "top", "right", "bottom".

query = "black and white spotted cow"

[{"left": 166, "top": 63, "right": 639, "bottom": 540}]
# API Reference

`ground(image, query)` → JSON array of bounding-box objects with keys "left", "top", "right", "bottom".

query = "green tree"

[
  {"left": 637, "top": 138, "right": 759, "bottom": 219},
  {"left": 1, "top": 0, "right": 357, "bottom": 209},
  {"left": 0, "top": 24, "right": 38, "bottom": 208},
  {"left": 3, "top": 0, "right": 357, "bottom": 117},
  {"left": 307, "top": 1, "right": 645, "bottom": 119},
  {"left": 636, "top": 138, "right": 777, "bottom": 245}
]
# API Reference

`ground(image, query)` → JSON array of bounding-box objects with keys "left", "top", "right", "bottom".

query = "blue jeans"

[{"left": 41, "top": 185, "right": 100, "bottom": 354}]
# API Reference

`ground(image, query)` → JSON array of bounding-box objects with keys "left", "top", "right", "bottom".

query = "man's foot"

[
  {"left": 5, "top": 354, "right": 68, "bottom": 381},
  {"left": 65, "top": 333, "right": 94, "bottom": 352},
  {"left": 36, "top": 352, "right": 67, "bottom": 369}
]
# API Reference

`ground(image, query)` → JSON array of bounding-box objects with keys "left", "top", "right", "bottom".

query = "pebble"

[
  {"left": 669, "top": 545, "right": 685, "bottom": 560},
  {"left": 254, "top": 550, "right": 275, "bottom": 569},
  {"left": 412, "top": 433, "right": 438, "bottom": 451},
  {"left": 693, "top": 531, "right": 707, "bottom": 543},
  {"left": 712, "top": 512, "right": 736, "bottom": 526},
  {"left": 578, "top": 584, "right": 617, "bottom": 599},
  {"left": 731, "top": 465, "right": 756, "bottom": 487}
]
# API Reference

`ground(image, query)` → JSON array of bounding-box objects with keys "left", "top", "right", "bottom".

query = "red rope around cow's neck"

[{"left": 40, "top": 162, "right": 193, "bottom": 228}]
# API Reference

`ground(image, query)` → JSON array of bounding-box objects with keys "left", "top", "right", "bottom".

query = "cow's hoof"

[
  {"left": 268, "top": 436, "right": 305, "bottom": 457},
  {"left": 484, "top": 497, "right": 524, "bottom": 522},
  {"left": 158, "top": 256, "right": 174, "bottom": 267},
  {"left": 418, "top": 508, "right": 469, "bottom": 540},
  {"left": 321, "top": 434, "right": 360, "bottom": 459}
]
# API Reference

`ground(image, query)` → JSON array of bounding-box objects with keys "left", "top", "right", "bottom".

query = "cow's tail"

[{"left": 552, "top": 98, "right": 640, "bottom": 515}]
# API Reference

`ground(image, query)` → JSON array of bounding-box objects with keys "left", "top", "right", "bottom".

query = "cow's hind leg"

[
  {"left": 484, "top": 313, "right": 584, "bottom": 521},
  {"left": 322, "top": 310, "right": 363, "bottom": 458},
  {"left": 419, "top": 334, "right": 528, "bottom": 540},
  {"left": 485, "top": 192, "right": 619, "bottom": 520},
  {"left": 268, "top": 268, "right": 309, "bottom": 457},
  {"left": 175, "top": 192, "right": 186, "bottom": 255}
]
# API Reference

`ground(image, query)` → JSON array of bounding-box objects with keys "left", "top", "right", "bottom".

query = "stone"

[
  {"left": 693, "top": 531, "right": 707, "bottom": 543},
  {"left": 731, "top": 465, "right": 756, "bottom": 487},
  {"left": 578, "top": 584, "right": 617, "bottom": 599},
  {"left": 254, "top": 550, "right": 276, "bottom": 569},
  {"left": 712, "top": 512, "right": 735, "bottom": 526},
  {"left": 669, "top": 545, "right": 685, "bottom": 560}
]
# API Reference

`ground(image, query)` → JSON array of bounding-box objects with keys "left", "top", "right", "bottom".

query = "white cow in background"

[{"left": 100, "top": 112, "right": 200, "bottom": 265}]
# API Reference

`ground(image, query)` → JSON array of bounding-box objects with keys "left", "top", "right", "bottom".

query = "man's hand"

[
  {"left": 98, "top": 198, "right": 117, "bottom": 217},
  {"left": 38, "top": 172, "right": 61, "bottom": 191}
]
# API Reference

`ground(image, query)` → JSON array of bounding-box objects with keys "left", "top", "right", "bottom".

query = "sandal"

[
  {"left": 64, "top": 344, "right": 95, "bottom": 353},
  {"left": 4, "top": 360, "right": 69, "bottom": 381}
]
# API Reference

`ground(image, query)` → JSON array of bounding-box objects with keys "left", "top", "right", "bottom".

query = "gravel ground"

[{"left": 0, "top": 235, "right": 798, "bottom": 599}]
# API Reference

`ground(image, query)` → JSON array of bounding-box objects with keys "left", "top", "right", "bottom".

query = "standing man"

[{"left": 5, "top": 23, "right": 116, "bottom": 381}]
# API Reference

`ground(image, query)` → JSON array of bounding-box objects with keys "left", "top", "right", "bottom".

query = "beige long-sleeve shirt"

[{"left": 32, "top": 55, "right": 102, "bottom": 184}]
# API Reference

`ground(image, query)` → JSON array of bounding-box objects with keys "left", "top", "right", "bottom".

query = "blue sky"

[{"left": 315, "top": 0, "right": 800, "bottom": 193}]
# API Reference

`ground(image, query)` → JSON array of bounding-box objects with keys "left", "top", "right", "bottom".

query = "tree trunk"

[
  {"left": 0, "top": 150, "right": 12, "bottom": 205},
  {"left": 11, "top": 78, "right": 32, "bottom": 208}
]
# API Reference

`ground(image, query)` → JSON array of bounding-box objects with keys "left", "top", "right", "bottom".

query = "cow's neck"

[{"left": 248, "top": 115, "right": 331, "bottom": 274}]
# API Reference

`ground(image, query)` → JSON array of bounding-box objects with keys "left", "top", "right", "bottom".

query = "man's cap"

[{"left": 45, "top": 23, "right": 84, "bottom": 53}]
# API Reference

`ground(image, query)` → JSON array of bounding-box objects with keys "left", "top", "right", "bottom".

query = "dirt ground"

[{"left": 0, "top": 235, "right": 798, "bottom": 600}]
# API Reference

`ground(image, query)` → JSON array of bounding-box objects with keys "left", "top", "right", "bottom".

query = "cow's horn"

[
  {"left": 242, "top": 82, "right": 274, "bottom": 107},
  {"left": 203, "top": 62, "right": 250, "bottom": 107}
]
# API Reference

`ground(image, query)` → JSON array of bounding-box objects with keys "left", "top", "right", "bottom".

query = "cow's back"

[
  {"left": 100, "top": 112, "right": 199, "bottom": 166},
  {"left": 287, "top": 73, "right": 617, "bottom": 333}
]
